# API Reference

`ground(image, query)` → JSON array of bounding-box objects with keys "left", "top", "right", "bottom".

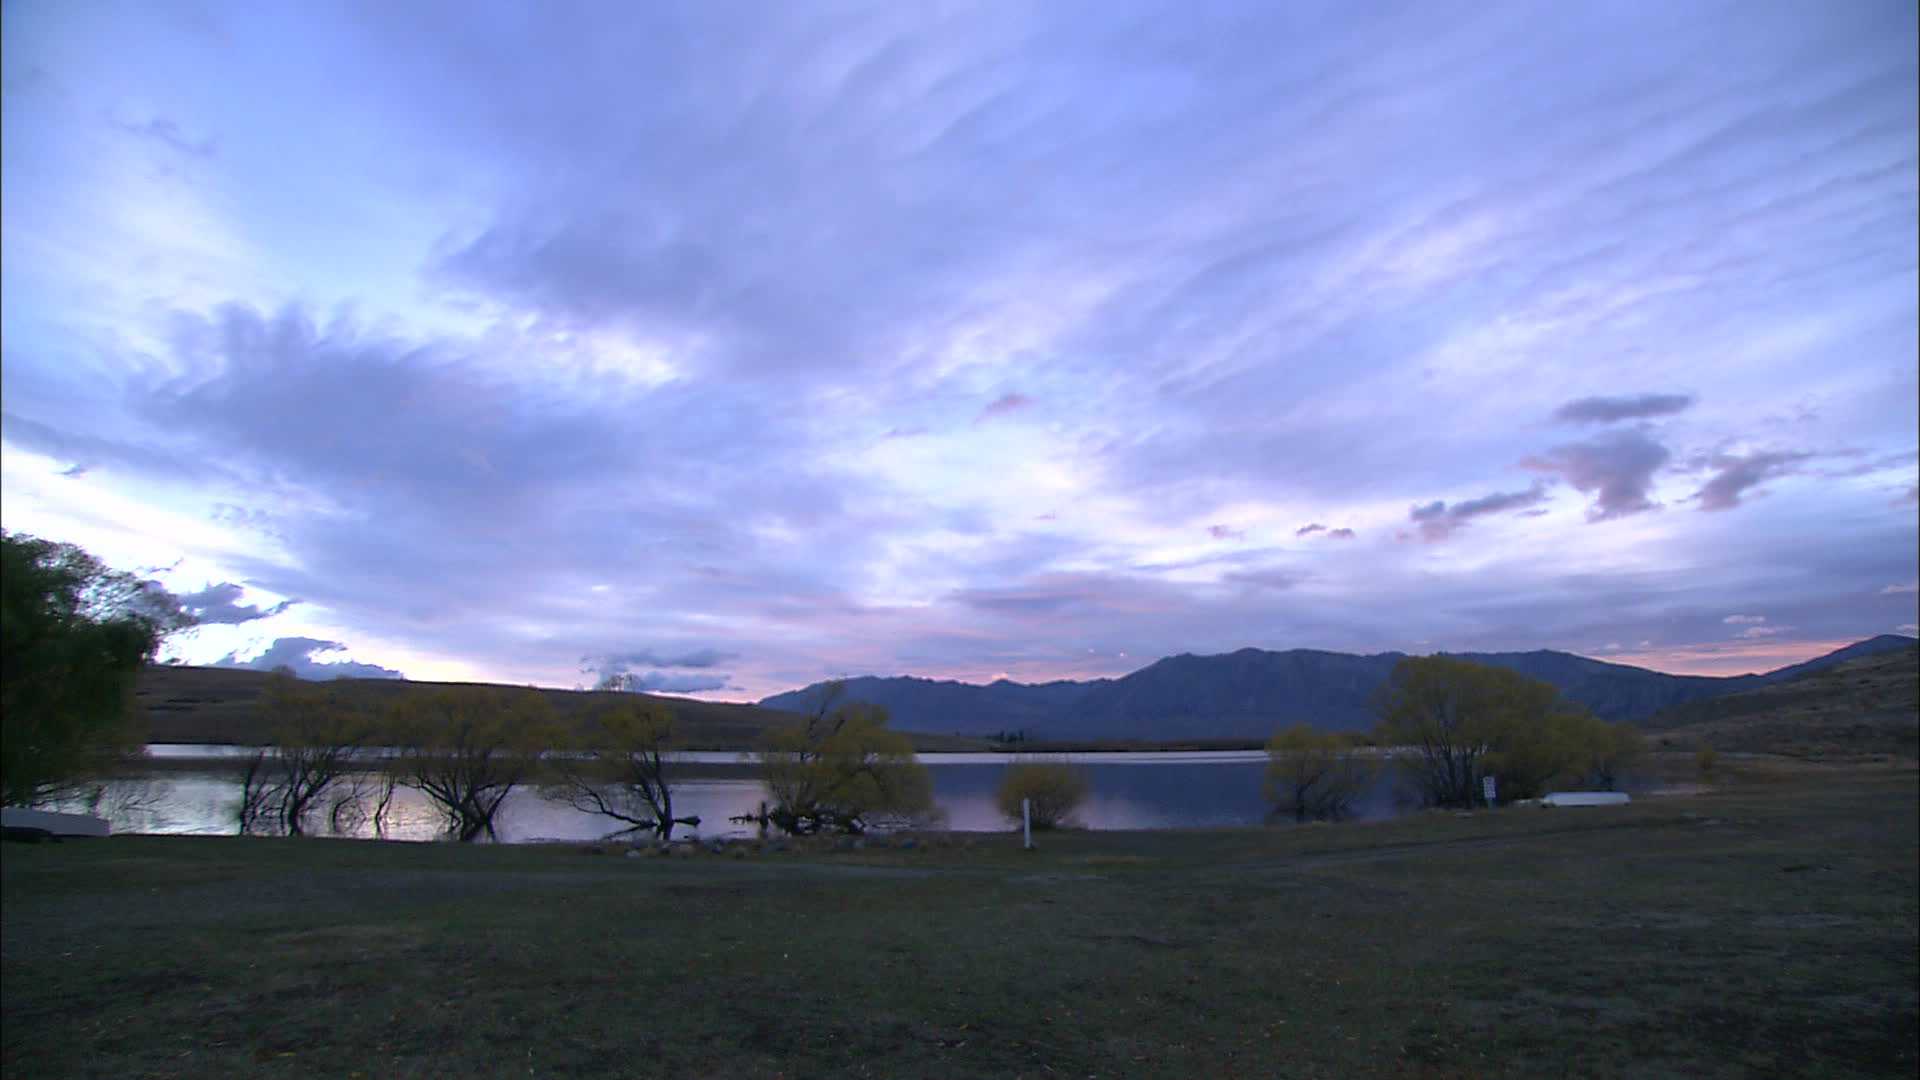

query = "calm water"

[{"left": 68, "top": 746, "right": 1410, "bottom": 842}]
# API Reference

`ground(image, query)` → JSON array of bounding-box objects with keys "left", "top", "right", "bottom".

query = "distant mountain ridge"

[{"left": 757, "top": 635, "right": 1919, "bottom": 741}]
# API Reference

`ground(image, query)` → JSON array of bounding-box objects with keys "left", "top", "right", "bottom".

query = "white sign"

[{"left": 1481, "top": 776, "right": 1497, "bottom": 806}]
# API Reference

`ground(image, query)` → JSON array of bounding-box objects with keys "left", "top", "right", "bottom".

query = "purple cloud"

[
  {"left": 214, "top": 637, "right": 403, "bottom": 680},
  {"left": 1694, "top": 451, "right": 1813, "bottom": 511},
  {"left": 1327, "top": 528, "right": 1356, "bottom": 540},
  {"left": 976, "top": 393, "right": 1033, "bottom": 423},
  {"left": 1524, "top": 430, "right": 1671, "bottom": 520},
  {"left": 1209, "top": 524, "right": 1246, "bottom": 540},
  {"left": 1295, "top": 523, "right": 1326, "bottom": 537},
  {"left": 1410, "top": 485, "right": 1552, "bottom": 541},
  {"left": 1553, "top": 393, "right": 1695, "bottom": 424},
  {"left": 176, "top": 582, "right": 299, "bottom": 625}
]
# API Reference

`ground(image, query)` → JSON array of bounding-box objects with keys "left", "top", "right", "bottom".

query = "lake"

[{"left": 69, "top": 747, "right": 1414, "bottom": 842}]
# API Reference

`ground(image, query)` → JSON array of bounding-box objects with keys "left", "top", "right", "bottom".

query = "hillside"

[
  {"left": 134, "top": 665, "right": 989, "bottom": 752},
  {"left": 760, "top": 635, "right": 1919, "bottom": 740},
  {"left": 1643, "top": 644, "right": 1919, "bottom": 758}
]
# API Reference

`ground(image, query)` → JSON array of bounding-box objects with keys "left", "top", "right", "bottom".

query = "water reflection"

[{"left": 69, "top": 751, "right": 1410, "bottom": 842}]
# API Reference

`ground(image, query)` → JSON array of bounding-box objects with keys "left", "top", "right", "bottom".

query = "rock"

[{"left": 624, "top": 849, "right": 644, "bottom": 859}]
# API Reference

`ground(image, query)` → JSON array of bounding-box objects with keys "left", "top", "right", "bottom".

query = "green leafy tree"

[
  {"left": 548, "top": 699, "right": 700, "bottom": 840},
  {"left": 994, "top": 760, "right": 1089, "bottom": 830},
  {"left": 755, "top": 682, "right": 932, "bottom": 834},
  {"left": 1, "top": 532, "right": 192, "bottom": 806},
  {"left": 390, "top": 687, "right": 557, "bottom": 841},
  {"left": 1264, "top": 724, "right": 1377, "bottom": 822}
]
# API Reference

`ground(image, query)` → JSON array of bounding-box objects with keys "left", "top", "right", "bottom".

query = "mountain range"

[{"left": 758, "top": 635, "right": 1919, "bottom": 741}]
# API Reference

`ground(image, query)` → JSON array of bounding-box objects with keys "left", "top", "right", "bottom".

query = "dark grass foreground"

[{"left": 4, "top": 758, "right": 1915, "bottom": 1078}]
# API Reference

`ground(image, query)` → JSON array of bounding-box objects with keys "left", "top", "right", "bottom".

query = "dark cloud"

[
  {"left": 976, "top": 394, "right": 1033, "bottom": 423},
  {"left": 1295, "top": 523, "right": 1326, "bottom": 537},
  {"left": 112, "top": 115, "right": 216, "bottom": 158},
  {"left": 1327, "top": 528, "right": 1356, "bottom": 540},
  {"left": 597, "top": 669, "right": 733, "bottom": 694},
  {"left": 1222, "top": 568, "right": 1304, "bottom": 591},
  {"left": 1524, "top": 430, "right": 1671, "bottom": 520},
  {"left": 214, "top": 637, "right": 404, "bottom": 680},
  {"left": 1694, "top": 451, "right": 1814, "bottom": 511},
  {"left": 176, "top": 582, "right": 298, "bottom": 625},
  {"left": 1209, "top": 524, "right": 1246, "bottom": 540},
  {"left": 1409, "top": 485, "right": 1551, "bottom": 541},
  {"left": 588, "top": 648, "right": 737, "bottom": 672},
  {"left": 1552, "top": 393, "right": 1695, "bottom": 424}
]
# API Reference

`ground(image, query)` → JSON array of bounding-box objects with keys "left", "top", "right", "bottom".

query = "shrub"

[
  {"left": 1695, "top": 744, "right": 1718, "bottom": 778},
  {"left": 995, "top": 761, "right": 1088, "bottom": 830}
]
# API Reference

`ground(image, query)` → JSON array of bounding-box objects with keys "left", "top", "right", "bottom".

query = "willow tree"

[
  {"left": 1, "top": 532, "right": 192, "bottom": 806},
  {"left": 237, "top": 672, "right": 370, "bottom": 835},
  {"left": 1374, "top": 656, "right": 1598, "bottom": 806},
  {"left": 547, "top": 698, "right": 700, "bottom": 840},
  {"left": 391, "top": 687, "right": 556, "bottom": 841},
  {"left": 755, "top": 683, "right": 932, "bottom": 834},
  {"left": 1264, "top": 724, "right": 1376, "bottom": 822}
]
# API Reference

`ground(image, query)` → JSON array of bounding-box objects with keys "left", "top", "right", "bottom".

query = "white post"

[{"left": 1022, "top": 797, "right": 1033, "bottom": 850}]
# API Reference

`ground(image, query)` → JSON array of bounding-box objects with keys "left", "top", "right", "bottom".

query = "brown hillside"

[
  {"left": 1643, "top": 645, "right": 1918, "bottom": 759},
  {"left": 135, "top": 665, "right": 990, "bottom": 752}
]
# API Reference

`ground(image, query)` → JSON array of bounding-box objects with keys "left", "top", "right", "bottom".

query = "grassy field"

[
  {"left": 4, "top": 753, "right": 1914, "bottom": 1079},
  {"left": 1646, "top": 646, "right": 1918, "bottom": 760}
]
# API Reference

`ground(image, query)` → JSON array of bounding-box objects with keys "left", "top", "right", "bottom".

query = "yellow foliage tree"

[
  {"left": 755, "top": 683, "right": 932, "bottom": 835},
  {"left": 994, "top": 760, "right": 1089, "bottom": 830},
  {"left": 1374, "top": 656, "right": 1600, "bottom": 806},
  {"left": 547, "top": 699, "right": 699, "bottom": 840},
  {"left": 390, "top": 687, "right": 557, "bottom": 841},
  {"left": 1264, "top": 724, "right": 1376, "bottom": 822}
]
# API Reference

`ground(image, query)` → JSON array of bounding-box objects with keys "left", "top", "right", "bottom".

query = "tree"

[
  {"left": 1264, "top": 724, "right": 1377, "bottom": 822},
  {"left": 391, "top": 687, "right": 556, "bottom": 841},
  {"left": 1373, "top": 656, "right": 1593, "bottom": 808},
  {"left": 1563, "top": 714, "right": 1645, "bottom": 791},
  {"left": 755, "top": 682, "right": 932, "bottom": 834},
  {"left": 994, "top": 760, "right": 1089, "bottom": 830},
  {"left": 1, "top": 532, "right": 192, "bottom": 806},
  {"left": 235, "top": 672, "right": 370, "bottom": 835},
  {"left": 547, "top": 699, "right": 700, "bottom": 840}
]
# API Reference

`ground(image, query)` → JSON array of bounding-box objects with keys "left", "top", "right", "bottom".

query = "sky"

[{"left": 2, "top": 0, "right": 1915, "bottom": 700}]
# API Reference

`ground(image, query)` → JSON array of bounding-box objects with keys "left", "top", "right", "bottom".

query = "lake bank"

[
  {"left": 6, "top": 756, "right": 1913, "bottom": 1078},
  {"left": 84, "top": 747, "right": 1382, "bottom": 839}
]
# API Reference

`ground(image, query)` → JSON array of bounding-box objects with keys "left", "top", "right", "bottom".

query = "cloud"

[
  {"left": 2, "top": 0, "right": 1915, "bottom": 698},
  {"left": 112, "top": 115, "right": 216, "bottom": 159},
  {"left": 1409, "top": 484, "right": 1551, "bottom": 541},
  {"left": 1882, "top": 582, "right": 1918, "bottom": 595},
  {"left": 1722, "top": 614, "right": 1767, "bottom": 624},
  {"left": 1735, "top": 624, "right": 1788, "bottom": 639},
  {"left": 1524, "top": 429, "right": 1670, "bottom": 520},
  {"left": 1898, "top": 624, "right": 1919, "bottom": 636},
  {"left": 1552, "top": 393, "right": 1695, "bottom": 424},
  {"left": 1693, "top": 450, "right": 1813, "bottom": 511},
  {"left": 1222, "top": 568, "right": 1304, "bottom": 591},
  {"left": 1295, "top": 523, "right": 1326, "bottom": 537},
  {"left": 176, "top": 582, "right": 298, "bottom": 625},
  {"left": 1327, "top": 528, "right": 1356, "bottom": 540},
  {"left": 1208, "top": 524, "right": 1246, "bottom": 540},
  {"left": 213, "top": 637, "right": 404, "bottom": 680},
  {"left": 976, "top": 393, "right": 1033, "bottom": 423},
  {"left": 598, "top": 670, "right": 732, "bottom": 694},
  {"left": 587, "top": 647, "right": 737, "bottom": 672}
]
